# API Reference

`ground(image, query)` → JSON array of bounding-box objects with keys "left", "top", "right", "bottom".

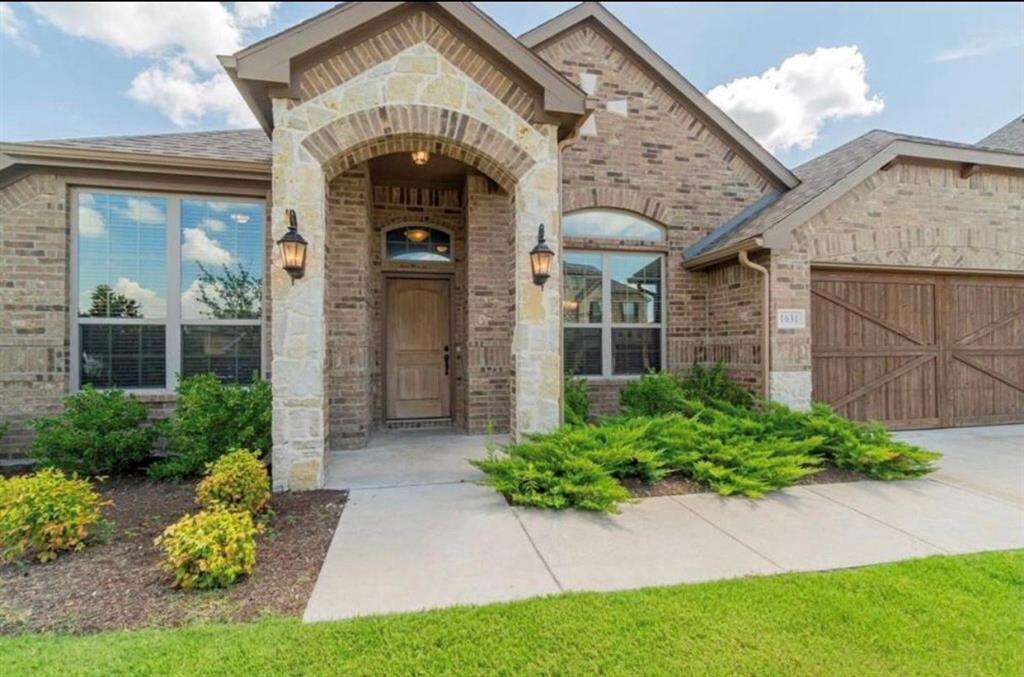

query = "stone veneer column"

[
  {"left": 512, "top": 124, "right": 563, "bottom": 434},
  {"left": 270, "top": 99, "right": 329, "bottom": 491},
  {"left": 767, "top": 249, "right": 812, "bottom": 410}
]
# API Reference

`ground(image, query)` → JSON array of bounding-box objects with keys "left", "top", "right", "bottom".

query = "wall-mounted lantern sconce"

[
  {"left": 529, "top": 224, "right": 554, "bottom": 288},
  {"left": 277, "top": 209, "right": 308, "bottom": 283}
]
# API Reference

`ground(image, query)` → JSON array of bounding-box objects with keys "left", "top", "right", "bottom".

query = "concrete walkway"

[{"left": 304, "top": 425, "right": 1024, "bottom": 622}]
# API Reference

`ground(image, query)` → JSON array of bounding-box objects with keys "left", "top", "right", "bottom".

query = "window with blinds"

[{"left": 73, "top": 190, "right": 265, "bottom": 390}]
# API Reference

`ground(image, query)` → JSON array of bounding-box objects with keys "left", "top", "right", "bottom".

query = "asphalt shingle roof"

[
  {"left": 978, "top": 116, "right": 1024, "bottom": 153},
  {"left": 685, "top": 127, "right": 1024, "bottom": 259},
  {"left": 17, "top": 129, "right": 272, "bottom": 164}
]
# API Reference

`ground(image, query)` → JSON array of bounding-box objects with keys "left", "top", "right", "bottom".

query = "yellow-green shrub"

[
  {"left": 196, "top": 449, "right": 270, "bottom": 515},
  {"left": 156, "top": 509, "right": 257, "bottom": 590},
  {"left": 0, "top": 469, "right": 110, "bottom": 563}
]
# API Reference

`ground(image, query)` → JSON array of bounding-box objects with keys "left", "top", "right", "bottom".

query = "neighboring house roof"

[
  {"left": 978, "top": 115, "right": 1024, "bottom": 152},
  {"left": 518, "top": 1, "right": 799, "bottom": 190},
  {"left": 222, "top": 1, "right": 589, "bottom": 135},
  {"left": 683, "top": 129, "right": 1024, "bottom": 267}
]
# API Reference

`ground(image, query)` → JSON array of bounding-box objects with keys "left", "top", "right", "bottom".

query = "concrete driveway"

[{"left": 304, "top": 426, "right": 1024, "bottom": 622}]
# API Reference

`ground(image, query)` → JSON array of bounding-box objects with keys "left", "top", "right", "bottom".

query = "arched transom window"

[
  {"left": 385, "top": 225, "right": 452, "bottom": 262},
  {"left": 563, "top": 209, "right": 665, "bottom": 241}
]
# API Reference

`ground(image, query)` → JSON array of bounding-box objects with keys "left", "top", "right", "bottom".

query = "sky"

[{"left": 1, "top": 2, "right": 1022, "bottom": 167}]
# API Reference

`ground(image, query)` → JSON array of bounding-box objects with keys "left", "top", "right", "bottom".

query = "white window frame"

[
  {"left": 70, "top": 187, "right": 266, "bottom": 394},
  {"left": 563, "top": 250, "right": 666, "bottom": 380}
]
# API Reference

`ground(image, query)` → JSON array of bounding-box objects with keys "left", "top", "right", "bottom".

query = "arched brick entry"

[
  {"left": 302, "top": 105, "right": 536, "bottom": 191},
  {"left": 271, "top": 98, "right": 563, "bottom": 491}
]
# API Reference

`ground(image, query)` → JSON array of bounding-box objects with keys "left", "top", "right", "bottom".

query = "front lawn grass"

[{"left": 4, "top": 550, "right": 1021, "bottom": 676}]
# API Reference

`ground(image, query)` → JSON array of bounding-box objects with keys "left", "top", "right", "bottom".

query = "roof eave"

[
  {"left": 226, "top": 1, "right": 587, "bottom": 134},
  {"left": 0, "top": 142, "right": 271, "bottom": 189}
]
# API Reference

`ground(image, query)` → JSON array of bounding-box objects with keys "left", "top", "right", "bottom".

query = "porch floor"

[{"left": 305, "top": 427, "right": 1024, "bottom": 623}]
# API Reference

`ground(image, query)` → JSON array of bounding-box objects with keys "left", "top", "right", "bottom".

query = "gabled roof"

[
  {"left": 978, "top": 115, "right": 1024, "bottom": 152},
  {"left": 519, "top": 1, "right": 799, "bottom": 190},
  {"left": 221, "top": 1, "right": 588, "bottom": 134},
  {"left": 4, "top": 129, "right": 271, "bottom": 164},
  {"left": 683, "top": 129, "right": 1024, "bottom": 267}
]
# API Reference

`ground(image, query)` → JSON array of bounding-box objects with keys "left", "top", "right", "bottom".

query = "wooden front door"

[
  {"left": 811, "top": 269, "right": 1024, "bottom": 429},
  {"left": 386, "top": 278, "right": 451, "bottom": 420}
]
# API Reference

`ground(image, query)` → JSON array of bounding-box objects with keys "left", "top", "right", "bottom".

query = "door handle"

[{"left": 443, "top": 345, "right": 450, "bottom": 375}]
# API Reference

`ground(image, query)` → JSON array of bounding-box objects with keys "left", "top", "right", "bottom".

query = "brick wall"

[
  {"left": 369, "top": 183, "right": 467, "bottom": 428},
  {"left": 325, "top": 166, "right": 374, "bottom": 449},
  {"left": 705, "top": 258, "right": 764, "bottom": 391},
  {"left": 536, "top": 24, "right": 777, "bottom": 396},
  {"left": 464, "top": 174, "right": 514, "bottom": 433},
  {"left": 0, "top": 174, "right": 69, "bottom": 460}
]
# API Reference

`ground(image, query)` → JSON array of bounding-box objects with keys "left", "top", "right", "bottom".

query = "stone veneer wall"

[
  {"left": 271, "top": 29, "right": 563, "bottom": 489},
  {"left": 767, "top": 161, "right": 1024, "bottom": 409}
]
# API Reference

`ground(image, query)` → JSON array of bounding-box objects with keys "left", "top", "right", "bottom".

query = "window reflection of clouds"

[
  {"left": 77, "top": 192, "right": 167, "bottom": 319},
  {"left": 563, "top": 209, "right": 665, "bottom": 241}
]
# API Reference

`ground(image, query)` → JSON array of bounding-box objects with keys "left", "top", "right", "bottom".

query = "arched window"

[
  {"left": 562, "top": 209, "right": 665, "bottom": 378},
  {"left": 563, "top": 209, "right": 665, "bottom": 241},
  {"left": 384, "top": 225, "right": 452, "bottom": 262}
]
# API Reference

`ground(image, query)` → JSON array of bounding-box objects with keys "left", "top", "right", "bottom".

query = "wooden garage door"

[{"left": 811, "top": 269, "right": 1024, "bottom": 429}]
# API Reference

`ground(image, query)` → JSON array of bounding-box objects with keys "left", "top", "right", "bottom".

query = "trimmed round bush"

[
  {"left": 30, "top": 387, "right": 156, "bottom": 476},
  {"left": 157, "top": 509, "right": 257, "bottom": 590},
  {"left": 0, "top": 469, "right": 110, "bottom": 563},
  {"left": 196, "top": 449, "right": 270, "bottom": 515}
]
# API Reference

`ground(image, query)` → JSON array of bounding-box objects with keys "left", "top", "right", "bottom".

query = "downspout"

[{"left": 738, "top": 249, "right": 770, "bottom": 400}]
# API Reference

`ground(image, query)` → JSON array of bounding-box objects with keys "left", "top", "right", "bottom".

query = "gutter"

[
  {"left": 738, "top": 249, "right": 770, "bottom": 399},
  {"left": 682, "top": 236, "right": 763, "bottom": 270}
]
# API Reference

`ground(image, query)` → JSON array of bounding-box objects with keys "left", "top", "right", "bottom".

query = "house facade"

[{"left": 1, "top": 2, "right": 1022, "bottom": 491}]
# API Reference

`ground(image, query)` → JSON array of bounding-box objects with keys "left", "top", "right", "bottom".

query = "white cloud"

[
  {"left": 708, "top": 46, "right": 885, "bottom": 154},
  {"left": 113, "top": 277, "right": 166, "bottom": 317},
  {"left": 181, "top": 277, "right": 224, "bottom": 319},
  {"left": 932, "top": 35, "right": 1024, "bottom": 63},
  {"left": 26, "top": 2, "right": 280, "bottom": 127},
  {"left": 0, "top": 2, "right": 38, "bottom": 53},
  {"left": 233, "top": 2, "right": 279, "bottom": 28},
  {"left": 199, "top": 217, "right": 227, "bottom": 232},
  {"left": 182, "top": 228, "right": 234, "bottom": 266},
  {"left": 120, "top": 197, "right": 166, "bottom": 225},
  {"left": 127, "top": 59, "right": 255, "bottom": 128},
  {"left": 79, "top": 206, "right": 106, "bottom": 237}
]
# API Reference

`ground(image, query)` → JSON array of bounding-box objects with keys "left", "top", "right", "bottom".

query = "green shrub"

[
  {"left": 150, "top": 375, "right": 271, "bottom": 480},
  {"left": 196, "top": 449, "right": 270, "bottom": 515},
  {"left": 564, "top": 374, "right": 591, "bottom": 426},
  {"left": 679, "top": 362, "right": 754, "bottom": 407},
  {"left": 0, "top": 469, "right": 110, "bottom": 563},
  {"left": 156, "top": 509, "right": 257, "bottom": 590},
  {"left": 762, "top": 403, "right": 939, "bottom": 479},
  {"left": 619, "top": 371, "right": 687, "bottom": 417},
  {"left": 30, "top": 387, "right": 157, "bottom": 476}
]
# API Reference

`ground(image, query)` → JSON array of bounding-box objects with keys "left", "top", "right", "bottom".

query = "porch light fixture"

[
  {"left": 277, "top": 209, "right": 308, "bottom": 283},
  {"left": 529, "top": 224, "right": 554, "bottom": 288},
  {"left": 411, "top": 150, "right": 430, "bottom": 166},
  {"left": 404, "top": 227, "right": 430, "bottom": 243}
]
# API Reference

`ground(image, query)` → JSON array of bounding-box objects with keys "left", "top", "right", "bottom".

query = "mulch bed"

[
  {"left": 0, "top": 475, "right": 346, "bottom": 636},
  {"left": 625, "top": 464, "right": 868, "bottom": 499}
]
